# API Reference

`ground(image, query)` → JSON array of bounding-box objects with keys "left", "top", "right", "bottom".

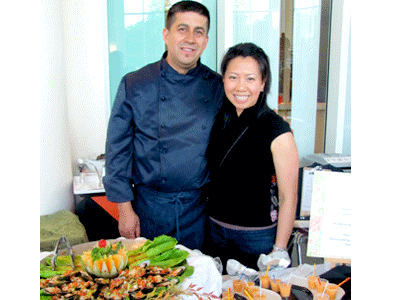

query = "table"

[{"left": 73, "top": 174, "right": 105, "bottom": 196}]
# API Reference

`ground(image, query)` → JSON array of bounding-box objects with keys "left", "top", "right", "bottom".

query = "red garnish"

[{"left": 98, "top": 239, "right": 107, "bottom": 248}]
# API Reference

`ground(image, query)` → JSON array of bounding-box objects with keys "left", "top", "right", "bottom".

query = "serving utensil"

[{"left": 50, "top": 236, "right": 75, "bottom": 270}]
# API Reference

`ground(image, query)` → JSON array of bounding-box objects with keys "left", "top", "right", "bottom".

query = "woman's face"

[{"left": 223, "top": 56, "right": 266, "bottom": 116}]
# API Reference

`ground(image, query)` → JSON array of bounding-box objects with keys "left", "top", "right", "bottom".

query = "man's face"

[{"left": 163, "top": 12, "right": 209, "bottom": 74}]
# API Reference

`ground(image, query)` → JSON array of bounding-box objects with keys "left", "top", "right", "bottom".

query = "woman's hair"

[
  {"left": 220, "top": 43, "right": 272, "bottom": 96},
  {"left": 166, "top": 1, "right": 210, "bottom": 33}
]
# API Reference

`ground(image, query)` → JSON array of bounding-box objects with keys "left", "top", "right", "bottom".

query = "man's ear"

[{"left": 162, "top": 28, "right": 169, "bottom": 44}]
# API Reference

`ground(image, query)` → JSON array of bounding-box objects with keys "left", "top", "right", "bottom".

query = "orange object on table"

[
  {"left": 245, "top": 285, "right": 259, "bottom": 297},
  {"left": 260, "top": 276, "right": 270, "bottom": 289},
  {"left": 270, "top": 279, "right": 281, "bottom": 293},
  {"left": 92, "top": 196, "right": 119, "bottom": 221},
  {"left": 307, "top": 276, "right": 318, "bottom": 290},
  {"left": 233, "top": 279, "right": 245, "bottom": 293},
  {"left": 279, "top": 282, "right": 292, "bottom": 298},
  {"left": 325, "top": 284, "right": 339, "bottom": 300},
  {"left": 316, "top": 278, "right": 328, "bottom": 294}
]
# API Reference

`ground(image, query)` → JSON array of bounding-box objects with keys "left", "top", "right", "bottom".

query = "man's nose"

[{"left": 185, "top": 31, "right": 195, "bottom": 42}]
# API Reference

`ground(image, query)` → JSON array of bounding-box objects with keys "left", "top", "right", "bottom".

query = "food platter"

[{"left": 40, "top": 236, "right": 220, "bottom": 300}]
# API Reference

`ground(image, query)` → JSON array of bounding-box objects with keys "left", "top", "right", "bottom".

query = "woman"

[{"left": 206, "top": 43, "right": 299, "bottom": 272}]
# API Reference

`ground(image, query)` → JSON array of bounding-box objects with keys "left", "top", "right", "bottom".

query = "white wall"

[
  {"left": 63, "top": 0, "right": 110, "bottom": 164},
  {"left": 40, "top": 0, "right": 109, "bottom": 216},
  {"left": 40, "top": 0, "right": 74, "bottom": 215}
]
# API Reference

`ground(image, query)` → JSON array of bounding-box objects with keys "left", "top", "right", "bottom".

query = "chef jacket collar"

[{"left": 161, "top": 51, "right": 204, "bottom": 77}]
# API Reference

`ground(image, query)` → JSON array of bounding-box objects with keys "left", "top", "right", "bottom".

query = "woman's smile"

[
  {"left": 234, "top": 95, "right": 250, "bottom": 103},
  {"left": 223, "top": 56, "right": 266, "bottom": 116}
]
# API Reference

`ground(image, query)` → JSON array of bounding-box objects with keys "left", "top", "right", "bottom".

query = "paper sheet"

[
  {"left": 299, "top": 168, "right": 315, "bottom": 217},
  {"left": 307, "top": 171, "right": 351, "bottom": 259}
]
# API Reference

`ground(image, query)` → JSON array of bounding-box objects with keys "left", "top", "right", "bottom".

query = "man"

[{"left": 103, "top": 1, "right": 224, "bottom": 250}]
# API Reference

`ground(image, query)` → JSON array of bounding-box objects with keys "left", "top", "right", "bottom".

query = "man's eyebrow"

[
  {"left": 177, "top": 23, "right": 206, "bottom": 32},
  {"left": 195, "top": 26, "right": 206, "bottom": 32}
]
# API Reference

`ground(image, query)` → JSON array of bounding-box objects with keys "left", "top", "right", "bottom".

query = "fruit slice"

[{"left": 81, "top": 240, "right": 128, "bottom": 278}]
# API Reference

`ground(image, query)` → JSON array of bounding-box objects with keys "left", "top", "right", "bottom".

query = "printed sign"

[{"left": 307, "top": 171, "right": 351, "bottom": 259}]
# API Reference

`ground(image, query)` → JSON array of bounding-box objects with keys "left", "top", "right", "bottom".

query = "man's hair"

[{"left": 166, "top": 1, "right": 210, "bottom": 33}]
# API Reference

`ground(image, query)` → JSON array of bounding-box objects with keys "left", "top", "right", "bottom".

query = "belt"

[{"left": 210, "top": 216, "right": 277, "bottom": 231}]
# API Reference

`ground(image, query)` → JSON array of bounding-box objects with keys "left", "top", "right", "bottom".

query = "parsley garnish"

[{"left": 91, "top": 241, "right": 123, "bottom": 261}]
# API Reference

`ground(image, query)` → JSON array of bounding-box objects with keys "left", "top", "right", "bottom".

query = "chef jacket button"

[
  {"left": 162, "top": 178, "right": 167, "bottom": 184},
  {"left": 199, "top": 153, "right": 204, "bottom": 157},
  {"left": 201, "top": 125, "right": 206, "bottom": 130},
  {"left": 161, "top": 96, "right": 166, "bottom": 102},
  {"left": 204, "top": 99, "right": 209, "bottom": 103}
]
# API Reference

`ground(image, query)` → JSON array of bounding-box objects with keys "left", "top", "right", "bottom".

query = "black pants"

[{"left": 75, "top": 196, "right": 120, "bottom": 241}]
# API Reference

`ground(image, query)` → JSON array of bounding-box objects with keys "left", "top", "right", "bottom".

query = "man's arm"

[{"left": 103, "top": 78, "right": 140, "bottom": 238}]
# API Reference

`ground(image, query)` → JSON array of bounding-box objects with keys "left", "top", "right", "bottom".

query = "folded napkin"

[
  {"left": 40, "top": 210, "right": 89, "bottom": 251},
  {"left": 177, "top": 245, "right": 222, "bottom": 298}
]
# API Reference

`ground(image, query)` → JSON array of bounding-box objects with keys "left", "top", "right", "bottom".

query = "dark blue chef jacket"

[
  {"left": 103, "top": 52, "right": 224, "bottom": 204},
  {"left": 103, "top": 53, "right": 224, "bottom": 248}
]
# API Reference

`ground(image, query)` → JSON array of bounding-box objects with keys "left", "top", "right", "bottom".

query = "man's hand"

[{"left": 117, "top": 202, "right": 141, "bottom": 239}]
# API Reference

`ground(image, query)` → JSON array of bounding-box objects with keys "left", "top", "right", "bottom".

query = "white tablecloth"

[{"left": 40, "top": 243, "right": 222, "bottom": 299}]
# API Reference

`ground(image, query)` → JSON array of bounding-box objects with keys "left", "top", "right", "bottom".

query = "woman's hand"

[{"left": 258, "top": 249, "right": 291, "bottom": 270}]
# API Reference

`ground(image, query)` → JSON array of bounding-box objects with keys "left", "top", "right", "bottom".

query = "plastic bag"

[
  {"left": 213, "top": 257, "right": 223, "bottom": 274},
  {"left": 257, "top": 250, "right": 291, "bottom": 272},
  {"left": 226, "top": 259, "right": 259, "bottom": 282}
]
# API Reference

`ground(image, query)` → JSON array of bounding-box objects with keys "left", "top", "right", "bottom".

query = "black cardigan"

[{"left": 206, "top": 98, "right": 291, "bottom": 227}]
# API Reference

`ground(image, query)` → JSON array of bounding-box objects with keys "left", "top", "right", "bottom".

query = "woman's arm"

[{"left": 271, "top": 132, "right": 299, "bottom": 250}]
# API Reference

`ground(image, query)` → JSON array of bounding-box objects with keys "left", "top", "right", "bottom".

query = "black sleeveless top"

[{"left": 206, "top": 98, "right": 291, "bottom": 227}]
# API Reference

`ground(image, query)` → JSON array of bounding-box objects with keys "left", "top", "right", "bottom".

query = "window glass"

[{"left": 107, "top": 0, "right": 216, "bottom": 107}]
